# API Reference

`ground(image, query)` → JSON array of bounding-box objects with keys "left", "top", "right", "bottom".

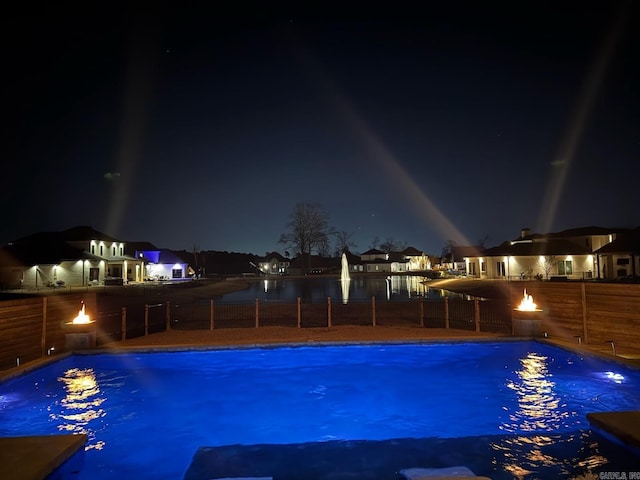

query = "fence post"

[
  {"left": 419, "top": 298, "right": 424, "bottom": 328},
  {"left": 166, "top": 301, "right": 171, "bottom": 331},
  {"left": 210, "top": 299, "right": 214, "bottom": 330},
  {"left": 41, "top": 297, "right": 47, "bottom": 357},
  {"left": 327, "top": 297, "right": 332, "bottom": 329},
  {"left": 445, "top": 297, "right": 450, "bottom": 329},
  {"left": 474, "top": 298, "right": 480, "bottom": 332},
  {"left": 297, "top": 297, "right": 301, "bottom": 328},
  {"left": 581, "top": 283, "right": 588, "bottom": 344},
  {"left": 121, "top": 307, "right": 127, "bottom": 342},
  {"left": 144, "top": 304, "right": 149, "bottom": 336},
  {"left": 372, "top": 296, "right": 376, "bottom": 327},
  {"left": 255, "top": 298, "right": 259, "bottom": 328}
]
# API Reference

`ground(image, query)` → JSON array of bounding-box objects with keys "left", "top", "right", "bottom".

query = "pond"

[{"left": 218, "top": 275, "right": 471, "bottom": 303}]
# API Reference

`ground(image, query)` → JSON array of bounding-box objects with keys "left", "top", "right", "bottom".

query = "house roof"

[
  {"left": 594, "top": 228, "right": 640, "bottom": 254},
  {"left": 2, "top": 226, "right": 130, "bottom": 266},
  {"left": 0, "top": 241, "right": 100, "bottom": 266},
  {"left": 402, "top": 246, "right": 424, "bottom": 256},
  {"left": 451, "top": 245, "right": 484, "bottom": 259},
  {"left": 261, "top": 252, "right": 288, "bottom": 262},
  {"left": 125, "top": 242, "right": 160, "bottom": 256},
  {"left": 483, "top": 238, "right": 592, "bottom": 257},
  {"left": 360, "top": 248, "right": 386, "bottom": 255},
  {"left": 515, "top": 226, "right": 631, "bottom": 242}
]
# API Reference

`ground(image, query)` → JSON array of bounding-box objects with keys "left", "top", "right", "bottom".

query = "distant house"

[
  {"left": 360, "top": 248, "right": 392, "bottom": 273},
  {"left": 401, "top": 247, "right": 431, "bottom": 271},
  {"left": 0, "top": 226, "right": 145, "bottom": 288},
  {"left": 288, "top": 254, "right": 337, "bottom": 275},
  {"left": 258, "top": 252, "right": 290, "bottom": 275},
  {"left": 127, "top": 242, "right": 191, "bottom": 281},
  {"left": 359, "top": 247, "right": 430, "bottom": 273},
  {"left": 464, "top": 226, "right": 629, "bottom": 280}
]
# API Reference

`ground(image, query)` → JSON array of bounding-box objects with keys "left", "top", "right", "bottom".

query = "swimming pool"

[{"left": 1, "top": 341, "right": 639, "bottom": 479}]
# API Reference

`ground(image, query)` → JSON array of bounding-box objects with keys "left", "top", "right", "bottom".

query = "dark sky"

[{"left": 3, "top": 3, "right": 639, "bottom": 255}]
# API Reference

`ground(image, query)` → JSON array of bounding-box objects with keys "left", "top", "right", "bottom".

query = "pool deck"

[{"left": 0, "top": 434, "right": 86, "bottom": 480}]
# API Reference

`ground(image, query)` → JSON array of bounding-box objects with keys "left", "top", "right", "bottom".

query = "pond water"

[{"left": 219, "top": 275, "right": 470, "bottom": 303}]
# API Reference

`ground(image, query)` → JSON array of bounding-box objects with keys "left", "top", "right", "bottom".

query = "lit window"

[{"left": 557, "top": 260, "right": 573, "bottom": 275}]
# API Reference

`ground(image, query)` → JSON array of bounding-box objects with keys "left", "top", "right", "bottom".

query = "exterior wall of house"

[
  {"left": 465, "top": 258, "right": 481, "bottom": 277},
  {"left": 391, "top": 262, "right": 407, "bottom": 272},
  {"left": 406, "top": 255, "right": 430, "bottom": 271},
  {"left": 15, "top": 261, "right": 108, "bottom": 288},
  {"left": 77, "top": 240, "right": 126, "bottom": 259},
  {"left": 259, "top": 259, "right": 289, "bottom": 275},
  {"left": 600, "top": 253, "right": 638, "bottom": 279},
  {"left": 365, "top": 263, "right": 392, "bottom": 273},
  {"left": 361, "top": 252, "right": 387, "bottom": 262},
  {"left": 482, "top": 254, "right": 596, "bottom": 280},
  {"left": 145, "top": 263, "right": 188, "bottom": 280}
]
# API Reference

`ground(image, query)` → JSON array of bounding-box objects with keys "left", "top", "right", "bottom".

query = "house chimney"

[{"left": 521, "top": 227, "right": 531, "bottom": 238}]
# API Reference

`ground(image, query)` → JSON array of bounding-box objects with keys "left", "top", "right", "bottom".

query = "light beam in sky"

[
  {"left": 106, "top": 22, "right": 162, "bottom": 237},
  {"left": 537, "top": 2, "right": 630, "bottom": 234},
  {"left": 297, "top": 49, "right": 470, "bottom": 246}
]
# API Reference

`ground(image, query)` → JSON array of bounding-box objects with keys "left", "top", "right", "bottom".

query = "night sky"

[{"left": 3, "top": 4, "right": 639, "bottom": 255}]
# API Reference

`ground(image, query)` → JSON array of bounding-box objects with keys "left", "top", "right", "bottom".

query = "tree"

[
  {"left": 538, "top": 255, "right": 557, "bottom": 280},
  {"left": 379, "top": 237, "right": 406, "bottom": 253},
  {"left": 441, "top": 239, "right": 456, "bottom": 259},
  {"left": 278, "top": 202, "right": 331, "bottom": 271},
  {"left": 333, "top": 230, "right": 357, "bottom": 255}
]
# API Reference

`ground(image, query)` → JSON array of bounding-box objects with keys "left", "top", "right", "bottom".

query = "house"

[
  {"left": 288, "top": 254, "right": 337, "bottom": 275},
  {"left": 359, "top": 247, "right": 430, "bottom": 273},
  {"left": 401, "top": 247, "right": 431, "bottom": 271},
  {"left": 258, "top": 252, "right": 290, "bottom": 275},
  {"left": 593, "top": 227, "right": 640, "bottom": 280},
  {"left": 127, "top": 242, "right": 191, "bottom": 281},
  {"left": 440, "top": 246, "right": 483, "bottom": 275},
  {"left": 463, "top": 226, "right": 629, "bottom": 281},
  {"left": 359, "top": 248, "right": 392, "bottom": 273},
  {"left": 0, "top": 226, "right": 145, "bottom": 288}
]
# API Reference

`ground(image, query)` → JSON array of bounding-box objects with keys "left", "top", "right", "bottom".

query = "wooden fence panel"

[
  {"left": 510, "top": 282, "right": 640, "bottom": 348},
  {"left": 0, "top": 293, "right": 97, "bottom": 371}
]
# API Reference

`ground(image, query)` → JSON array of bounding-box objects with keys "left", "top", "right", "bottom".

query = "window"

[
  {"left": 112, "top": 246, "right": 116, "bottom": 256},
  {"left": 120, "top": 246, "right": 124, "bottom": 256},
  {"left": 557, "top": 260, "right": 573, "bottom": 275},
  {"left": 100, "top": 245, "right": 103, "bottom": 256},
  {"left": 481, "top": 262, "right": 486, "bottom": 272},
  {"left": 89, "top": 268, "right": 99, "bottom": 281},
  {"left": 91, "top": 245, "right": 95, "bottom": 254},
  {"left": 616, "top": 258, "right": 630, "bottom": 265},
  {"left": 497, "top": 261, "right": 506, "bottom": 277},
  {"left": 172, "top": 268, "right": 183, "bottom": 279}
]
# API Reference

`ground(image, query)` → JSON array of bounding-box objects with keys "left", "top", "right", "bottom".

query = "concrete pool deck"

[{"left": 0, "top": 434, "right": 86, "bottom": 480}]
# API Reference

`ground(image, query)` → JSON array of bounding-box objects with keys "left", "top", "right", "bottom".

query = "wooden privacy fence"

[
  {"left": 0, "top": 292, "right": 97, "bottom": 371},
  {"left": 510, "top": 282, "right": 640, "bottom": 350}
]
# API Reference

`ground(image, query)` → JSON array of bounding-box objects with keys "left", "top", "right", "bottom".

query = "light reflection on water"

[
  {"left": 49, "top": 368, "right": 106, "bottom": 450},
  {"left": 222, "top": 275, "right": 469, "bottom": 303},
  {"left": 494, "top": 353, "right": 609, "bottom": 476}
]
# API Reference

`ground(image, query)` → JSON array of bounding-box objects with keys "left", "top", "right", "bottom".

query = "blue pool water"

[{"left": 1, "top": 341, "right": 639, "bottom": 479}]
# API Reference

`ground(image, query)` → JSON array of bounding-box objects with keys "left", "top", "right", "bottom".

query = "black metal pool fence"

[{"left": 95, "top": 296, "right": 512, "bottom": 344}]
